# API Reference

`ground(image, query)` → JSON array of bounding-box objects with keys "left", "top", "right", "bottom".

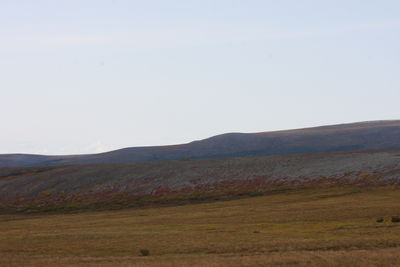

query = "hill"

[
  {"left": 1, "top": 149, "right": 400, "bottom": 211},
  {"left": 1, "top": 120, "right": 400, "bottom": 167}
]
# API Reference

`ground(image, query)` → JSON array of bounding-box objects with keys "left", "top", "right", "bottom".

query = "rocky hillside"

[
  {"left": 1, "top": 150, "right": 400, "bottom": 202},
  {"left": 1, "top": 120, "right": 400, "bottom": 167}
]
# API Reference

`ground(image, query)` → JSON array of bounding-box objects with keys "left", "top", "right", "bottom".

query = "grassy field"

[{"left": 1, "top": 187, "right": 400, "bottom": 266}]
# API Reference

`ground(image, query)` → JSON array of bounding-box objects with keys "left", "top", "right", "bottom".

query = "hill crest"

[{"left": 1, "top": 120, "right": 400, "bottom": 167}]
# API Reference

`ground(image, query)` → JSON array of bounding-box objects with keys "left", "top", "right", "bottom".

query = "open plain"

[{"left": 1, "top": 186, "right": 400, "bottom": 266}]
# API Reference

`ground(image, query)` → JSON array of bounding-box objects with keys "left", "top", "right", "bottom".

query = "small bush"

[
  {"left": 140, "top": 249, "right": 150, "bottom": 256},
  {"left": 376, "top": 218, "right": 384, "bottom": 223},
  {"left": 391, "top": 216, "right": 400, "bottom": 223}
]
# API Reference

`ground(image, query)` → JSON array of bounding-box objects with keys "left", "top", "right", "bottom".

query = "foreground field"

[{"left": 1, "top": 187, "right": 400, "bottom": 266}]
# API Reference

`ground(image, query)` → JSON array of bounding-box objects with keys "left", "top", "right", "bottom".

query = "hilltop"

[{"left": 1, "top": 120, "right": 400, "bottom": 167}]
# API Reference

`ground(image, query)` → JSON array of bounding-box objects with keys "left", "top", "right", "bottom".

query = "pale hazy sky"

[{"left": 1, "top": 0, "right": 399, "bottom": 155}]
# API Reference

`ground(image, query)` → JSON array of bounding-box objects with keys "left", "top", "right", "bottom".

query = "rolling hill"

[
  {"left": 1, "top": 120, "right": 400, "bottom": 168},
  {"left": 1, "top": 149, "right": 400, "bottom": 206}
]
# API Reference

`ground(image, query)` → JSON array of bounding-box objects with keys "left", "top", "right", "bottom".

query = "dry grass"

[{"left": 1, "top": 187, "right": 400, "bottom": 266}]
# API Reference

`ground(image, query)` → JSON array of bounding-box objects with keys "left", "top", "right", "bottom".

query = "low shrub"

[
  {"left": 140, "top": 249, "right": 150, "bottom": 256},
  {"left": 391, "top": 216, "right": 400, "bottom": 223}
]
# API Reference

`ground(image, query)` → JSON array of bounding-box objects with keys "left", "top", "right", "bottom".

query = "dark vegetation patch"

[
  {"left": 0, "top": 183, "right": 299, "bottom": 214},
  {"left": 392, "top": 216, "right": 400, "bottom": 223},
  {"left": 0, "top": 183, "right": 396, "bottom": 214},
  {"left": 314, "top": 190, "right": 362, "bottom": 200},
  {"left": 139, "top": 249, "right": 150, "bottom": 256}
]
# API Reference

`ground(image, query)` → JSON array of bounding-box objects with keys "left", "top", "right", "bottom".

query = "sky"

[{"left": 1, "top": 0, "right": 400, "bottom": 155}]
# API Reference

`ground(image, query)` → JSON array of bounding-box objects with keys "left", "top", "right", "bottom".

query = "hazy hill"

[{"left": 1, "top": 120, "right": 400, "bottom": 167}]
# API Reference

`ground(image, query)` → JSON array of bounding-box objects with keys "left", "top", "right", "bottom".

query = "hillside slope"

[
  {"left": 1, "top": 120, "right": 400, "bottom": 167},
  {"left": 1, "top": 150, "right": 400, "bottom": 202}
]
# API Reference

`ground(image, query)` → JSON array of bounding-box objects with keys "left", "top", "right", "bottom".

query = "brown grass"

[{"left": 1, "top": 187, "right": 400, "bottom": 266}]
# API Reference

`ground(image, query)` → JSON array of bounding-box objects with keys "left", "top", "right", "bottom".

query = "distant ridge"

[{"left": 1, "top": 120, "right": 400, "bottom": 167}]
